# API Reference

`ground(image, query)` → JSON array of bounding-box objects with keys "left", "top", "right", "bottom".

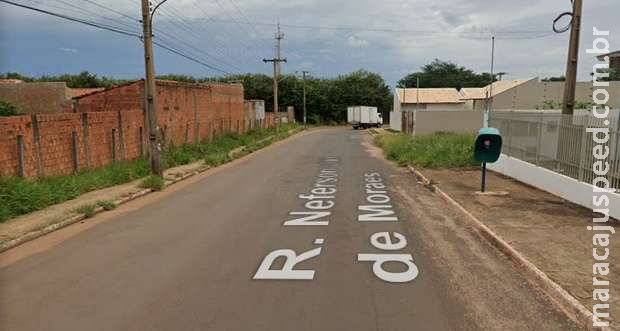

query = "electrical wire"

[
  {"left": 79, "top": 0, "right": 139, "bottom": 22},
  {"left": 553, "top": 0, "right": 574, "bottom": 33},
  {"left": 152, "top": 40, "right": 232, "bottom": 75},
  {"left": 155, "top": 9, "right": 246, "bottom": 69},
  {"left": 1, "top": 0, "right": 141, "bottom": 37},
  {"left": 0, "top": 0, "right": 235, "bottom": 75}
]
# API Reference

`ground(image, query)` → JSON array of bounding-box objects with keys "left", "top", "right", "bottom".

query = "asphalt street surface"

[{"left": 0, "top": 128, "right": 579, "bottom": 330}]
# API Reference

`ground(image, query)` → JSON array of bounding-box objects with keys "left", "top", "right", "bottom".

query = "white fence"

[{"left": 489, "top": 110, "right": 620, "bottom": 219}]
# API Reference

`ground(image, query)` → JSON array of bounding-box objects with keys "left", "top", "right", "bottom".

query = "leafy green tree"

[
  {"left": 397, "top": 59, "right": 494, "bottom": 89},
  {"left": 1, "top": 71, "right": 129, "bottom": 88}
]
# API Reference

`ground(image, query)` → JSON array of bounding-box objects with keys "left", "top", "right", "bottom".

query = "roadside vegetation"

[
  {"left": 375, "top": 132, "right": 478, "bottom": 168},
  {"left": 0, "top": 101, "right": 19, "bottom": 117},
  {"left": 0, "top": 123, "right": 300, "bottom": 223}
]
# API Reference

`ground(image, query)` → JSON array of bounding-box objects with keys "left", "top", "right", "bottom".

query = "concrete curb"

[
  {"left": 0, "top": 127, "right": 305, "bottom": 254},
  {"left": 407, "top": 165, "right": 612, "bottom": 331}
]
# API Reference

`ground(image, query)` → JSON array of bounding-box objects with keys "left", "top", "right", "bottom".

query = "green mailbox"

[
  {"left": 474, "top": 128, "right": 503, "bottom": 163},
  {"left": 474, "top": 128, "right": 502, "bottom": 192}
]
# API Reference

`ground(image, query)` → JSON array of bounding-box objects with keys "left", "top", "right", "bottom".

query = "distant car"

[{"left": 347, "top": 106, "right": 383, "bottom": 130}]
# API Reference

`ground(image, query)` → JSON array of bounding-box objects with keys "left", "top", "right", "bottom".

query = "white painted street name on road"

[
  {"left": 253, "top": 157, "right": 339, "bottom": 281},
  {"left": 253, "top": 166, "right": 419, "bottom": 283},
  {"left": 357, "top": 172, "right": 419, "bottom": 283}
]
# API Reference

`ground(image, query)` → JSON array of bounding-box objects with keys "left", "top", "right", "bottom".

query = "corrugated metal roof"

[
  {"left": 459, "top": 79, "right": 533, "bottom": 100},
  {"left": 397, "top": 88, "right": 463, "bottom": 104}
]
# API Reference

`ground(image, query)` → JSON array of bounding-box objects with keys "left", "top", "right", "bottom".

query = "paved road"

[{"left": 0, "top": 128, "right": 578, "bottom": 331}]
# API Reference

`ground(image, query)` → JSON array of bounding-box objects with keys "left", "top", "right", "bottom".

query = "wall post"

[
  {"left": 31, "top": 114, "right": 44, "bottom": 177},
  {"left": 17, "top": 134, "right": 25, "bottom": 178}
]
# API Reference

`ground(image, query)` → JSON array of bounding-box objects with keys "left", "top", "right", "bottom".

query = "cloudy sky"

[{"left": 0, "top": 0, "right": 618, "bottom": 87}]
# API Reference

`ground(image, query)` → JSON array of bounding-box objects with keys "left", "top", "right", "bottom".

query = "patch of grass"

[
  {"left": 97, "top": 200, "right": 117, "bottom": 211},
  {"left": 0, "top": 124, "right": 301, "bottom": 223},
  {"left": 75, "top": 204, "right": 97, "bottom": 218},
  {"left": 140, "top": 175, "right": 165, "bottom": 191},
  {"left": 0, "top": 158, "right": 150, "bottom": 223},
  {"left": 375, "top": 132, "right": 478, "bottom": 168},
  {"left": 163, "top": 123, "right": 300, "bottom": 168}
]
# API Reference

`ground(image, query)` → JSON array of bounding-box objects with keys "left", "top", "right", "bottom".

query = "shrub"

[
  {"left": 140, "top": 175, "right": 165, "bottom": 191},
  {"left": 0, "top": 101, "right": 18, "bottom": 116},
  {"left": 75, "top": 204, "right": 97, "bottom": 218}
]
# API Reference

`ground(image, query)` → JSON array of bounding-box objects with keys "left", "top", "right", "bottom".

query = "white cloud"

[
  {"left": 347, "top": 35, "right": 369, "bottom": 48},
  {"left": 1, "top": 0, "right": 619, "bottom": 85},
  {"left": 59, "top": 48, "right": 78, "bottom": 54}
]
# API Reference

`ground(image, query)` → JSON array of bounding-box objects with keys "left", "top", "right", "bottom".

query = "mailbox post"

[{"left": 474, "top": 128, "right": 503, "bottom": 192}]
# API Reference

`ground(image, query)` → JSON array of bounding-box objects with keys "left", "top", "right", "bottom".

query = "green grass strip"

[
  {"left": 0, "top": 124, "right": 300, "bottom": 223},
  {"left": 374, "top": 132, "right": 479, "bottom": 168}
]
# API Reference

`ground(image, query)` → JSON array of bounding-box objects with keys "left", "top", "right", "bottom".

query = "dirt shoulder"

[
  {"left": 0, "top": 127, "right": 310, "bottom": 251},
  {"left": 422, "top": 168, "right": 619, "bottom": 326}
]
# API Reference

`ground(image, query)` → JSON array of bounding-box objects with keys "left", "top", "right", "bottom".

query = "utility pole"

[
  {"left": 302, "top": 70, "right": 309, "bottom": 126},
  {"left": 560, "top": 0, "right": 583, "bottom": 115},
  {"left": 141, "top": 0, "right": 161, "bottom": 176},
  {"left": 263, "top": 23, "right": 286, "bottom": 134},
  {"left": 486, "top": 35, "right": 495, "bottom": 127}
]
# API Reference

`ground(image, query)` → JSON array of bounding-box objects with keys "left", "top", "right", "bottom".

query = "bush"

[
  {"left": 75, "top": 204, "right": 97, "bottom": 218},
  {"left": 0, "top": 101, "right": 18, "bottom": 116},
  {"left": 140, "top": 175, "right": 165, "bottom": 191},
  {"left": 375, "top": 132, "right": 478, "bottom": 168}
]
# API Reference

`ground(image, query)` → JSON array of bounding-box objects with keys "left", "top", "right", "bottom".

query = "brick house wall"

[{"left": 0, "top": 82, "right": 69, "bottom": 114}]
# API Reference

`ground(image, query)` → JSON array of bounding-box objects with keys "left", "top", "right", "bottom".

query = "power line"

[
  {"left": 226, "top": 0, "right": 273, "bottom": 52},
  {"left": 1, "top": 0, "right": 141, "bottom": 37},
  {"left": 1, "top": 0, "right": 234, "bottom": 75},
  {"left": 213, "top": 0, "right": 271, "bottom": 56},
  {"left": 153, "top": 32, "right": 243, "bottom": 72},
  {"left": 190, "top": 0, "right": 260, "bottom": 56},
  {"left": 154, "top": 9, "right": 246, "bottom": 71},
  {"left": 205, "top": 18, "right": 552, "bottom": 37},
  {"left": 46, "top": 0, "right": 139, "bottom": 32},
  {"left": 79, "top": 0, "right": 139, "bottom": 22},
  {"left": 152, "top": 40, "right": 232, "bottom": 75}
]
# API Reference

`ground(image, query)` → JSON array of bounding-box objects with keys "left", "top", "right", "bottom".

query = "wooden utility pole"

[
  {"left": 141, "top": 0, "right": 162, "bottom": 176},
  {"left": 561, "top": 0, "right": 583, "bottom": 115},
  {"left": 263, "top": 24, "right": 286, "bottom": 134},
  {"left": 302, "top": 70, "right": 309, "bottom": 126}
]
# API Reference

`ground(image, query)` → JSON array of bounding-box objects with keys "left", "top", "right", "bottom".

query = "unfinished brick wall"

[
  {"left": 0, "top": 115, "right": 37, "bottom": 178},
  {"left": 0, "top": 82, "right": 69, "bottom": 114},
  {"left": 0, "top": 80, "right": 259, "bottom": 179}
]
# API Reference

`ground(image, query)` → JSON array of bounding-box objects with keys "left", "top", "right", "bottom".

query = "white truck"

[{"left": 347, "top": 106, "right": 383, "bottom": 130}]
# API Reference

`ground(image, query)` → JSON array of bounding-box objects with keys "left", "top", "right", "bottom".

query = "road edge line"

[
  {"left": 407, "top": 165, "right": 611, "bottom": 331},
  {"left": 0, "top": 127, "right": 306, "bottom": 254}
]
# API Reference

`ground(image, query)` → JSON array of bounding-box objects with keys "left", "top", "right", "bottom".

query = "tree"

[
  {"left": 397, "top": 59, "right": 494, "bottom": 89},
  {"left": 1, "top": 71, "right": 128, "bottom": 88},
  {"left": 2, "top": 70, "right": 394, "bottom": 124}
]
